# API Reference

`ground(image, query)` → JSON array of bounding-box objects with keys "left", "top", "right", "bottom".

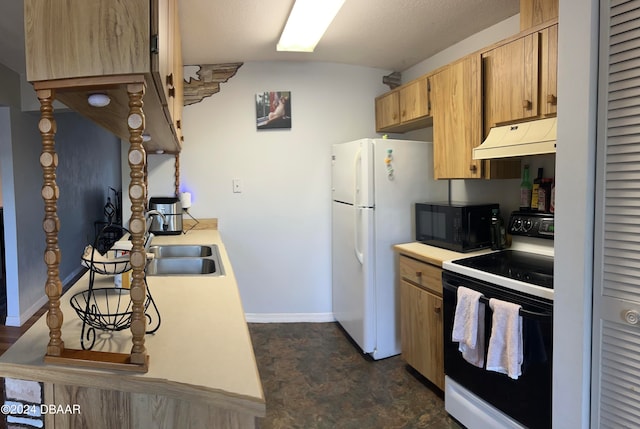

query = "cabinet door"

[
  {"left": 400, "top": 279, "right": 444, "bottom": 390},
  {"left": 540, "top": 24, "right": 558, "bottom": 116},
  {"left": 520, "top": 0, "right": 559, "bottom": 31},
  {"left": 375, "top": 91, "right": 400, "bottom": 131},
  {"left": 171, "top": 0, "right": 184, "bottom": 142},
  {"left": 431, "top": 55, "right": 483, "bottom": 179},
  {"left": 482, "top": 33, "right": 539, "bottom": 131},
  {"left": 399, "top": 77, "right": 429, "bottom": 123},
  {"left": 152, "top": 0, "right": 174, "bottom": 106},
  {"left": 24, "top": 0, "right": 150, "bottom": 82}
]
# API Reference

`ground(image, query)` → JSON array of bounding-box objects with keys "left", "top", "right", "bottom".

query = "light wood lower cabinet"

[{"left": 398, "top": 255, "right": 444, "bottom": 390}]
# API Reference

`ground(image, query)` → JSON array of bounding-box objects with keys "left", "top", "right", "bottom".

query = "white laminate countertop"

[{"left": 0, "top": 229, "right": 265, "bottom": 416}]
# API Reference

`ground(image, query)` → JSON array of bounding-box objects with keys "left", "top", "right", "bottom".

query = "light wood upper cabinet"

[
  {"left": 372, "top": 18, "right": 557, "bottom": 180},
  {"left": 173, "top": 0, "right": 184, "bottom": 144},
  {"left": 375, "top": 76, "right": 431, "bottom": 133},
  {"left": 153, "top": 0, "right": 184, "bottom": 144},
  {"left": 375, "top": 91, "right": 400, "bottom": 131},
  {"left": 520, "top": 0, "right": 559, "bottom": 31},
  {"left": 399, "top": 77, "right": 430, "bottom": 123},
  {"left": 482, "top": 33, "right": 539, "bottom": 131},
  {"left": 431, "top": 55, "right": 483, "bottom": 179},
  {"left": 540, "top": 24, "right": 558, "bottom": 117},
  {"left": 398, "top": 255, "right": 444, "bottom": 390},
  {"left": 24, "top": 0, "right": 183, "bottom": 154},
  {"left": 482, "top": 22, "right": 558, "bottom": 132}
]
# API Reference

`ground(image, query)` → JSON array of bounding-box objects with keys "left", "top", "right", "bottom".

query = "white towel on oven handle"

[
  {"left": 452, "top": 286, "right": 485, "bottom": 368},
  {"left": 487, "top": 298, "right": 523, "bottom": 379}
]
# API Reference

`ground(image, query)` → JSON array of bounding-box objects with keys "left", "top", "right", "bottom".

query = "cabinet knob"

[
  {"left": 547, "top": 94, "right": 557, "bottom": 105},
  {"left": 469, "top": 164, "right": 478, "bottom": 173},
  {"left": 415, "top": 271, "right": 422, "bottom": 278},
  {"left": 434, "top": 305, "right": 441, "bottom": 314},
  {"left": 166, "top": 73, "right": 174, "bottom": 87},
  {"left": 522, "top": 100, "right": 532, "bottom": 109},
  {"left": 176, "top": 120, "right": 181, "bottom": 130},
  {"left": 168, "top": 87, "right": 175, "bottom": 97},
  {"left": 624, "top": 310, "right": 640, "bottom": 325}
]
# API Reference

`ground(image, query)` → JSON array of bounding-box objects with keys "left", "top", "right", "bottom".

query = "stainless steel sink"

[
  {"left": 146, "top": 244, "right": 225, "bottom": 276},
  {"left": 148, "top": 244, "right": 213, "bottom": 258}
]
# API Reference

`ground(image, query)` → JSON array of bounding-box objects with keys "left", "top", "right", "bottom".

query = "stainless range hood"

[{"left": 473, "top": 117, "right": 557, "bottom": 160}]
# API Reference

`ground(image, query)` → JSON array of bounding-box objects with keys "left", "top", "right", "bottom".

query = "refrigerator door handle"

[
  {"left": 354, "top": 207, "right": 364, "bottom": 265},
  {"left": 353, "top": 146, "right": 361, "bottom": 207},
  {"left": 353, "top": 147, "right": 364, "bottom": 265}
]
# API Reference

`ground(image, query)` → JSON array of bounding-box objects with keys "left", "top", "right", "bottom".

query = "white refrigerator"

[{"left": 331, "top": 138, "right": 448, "bottom": 360}]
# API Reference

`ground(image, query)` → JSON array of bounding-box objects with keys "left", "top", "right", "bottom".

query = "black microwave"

[{"left": 415, "top": 202, "right": 498, "bottom": 252}]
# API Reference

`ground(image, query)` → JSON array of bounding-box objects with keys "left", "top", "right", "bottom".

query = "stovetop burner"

[{"left": 452, "top": 250, "right": 554, "bottom": 289}]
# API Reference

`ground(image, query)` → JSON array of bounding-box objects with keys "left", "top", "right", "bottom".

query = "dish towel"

[
  {"left": 487, "top": 298, "right": 523, "bottom": 379},
  {"left": 452, "top": 286, "right": 485, "bottom": 368}
]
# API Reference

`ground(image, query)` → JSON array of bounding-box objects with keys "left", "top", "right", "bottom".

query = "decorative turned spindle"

[
  {"left": 126, "top": 82, "right": 148, "bottom": 365},
  {"left": 174, "top": 154, "right": 180, "bottom": 196},
  {"left": 143, "top": 159, "right": 149, "bottom": 212},
  {"left": 38, "top": 88, "right": 65, "bottom": 357}
]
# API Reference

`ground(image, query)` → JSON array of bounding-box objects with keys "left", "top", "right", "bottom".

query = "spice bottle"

[
  {"left": 531, "top": 168, "right": 543, "bottom": 211},
  {"left": 520, "top": 165, "right": 532, "bottom": 211},
  {"left": 538, "top": 178, "right": 553, "bottom": 212}
]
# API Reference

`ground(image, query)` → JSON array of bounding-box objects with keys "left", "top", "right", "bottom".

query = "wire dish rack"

[{"left": 71, "top": 224, "right": 161, "bottom": 350}]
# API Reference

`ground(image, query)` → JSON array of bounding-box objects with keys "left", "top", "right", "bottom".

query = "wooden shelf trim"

[{"left": 43, "top": 349, "right": 149, "bottom": 373}]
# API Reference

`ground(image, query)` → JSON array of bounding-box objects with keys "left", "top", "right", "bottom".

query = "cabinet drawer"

[{"left": 399, "top": 255, "right": 442, "bottom": 295}]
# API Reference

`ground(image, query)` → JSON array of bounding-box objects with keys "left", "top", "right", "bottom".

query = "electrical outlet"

[{"left": 232, "top": 179, "right": 242, "bottom": 193}]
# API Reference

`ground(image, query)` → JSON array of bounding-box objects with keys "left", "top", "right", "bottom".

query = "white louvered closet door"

[{"left": 593, "top": 1, "right": 640, "bottom": 427}]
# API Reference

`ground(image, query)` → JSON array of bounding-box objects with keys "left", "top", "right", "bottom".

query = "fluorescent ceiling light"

[{"left": 277, "top": 0, "right": 346, "bottom": 52}]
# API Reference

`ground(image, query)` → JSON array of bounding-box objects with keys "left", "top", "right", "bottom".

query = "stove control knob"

[
  {"left": 624, "top": 310, "right": 640, "bottom": 325},
  {"left": 512, "top": 218, "right": 523, "bottom": 231},
  {"left": 523, "top": 219, "right": 534, "bottom": 232}
]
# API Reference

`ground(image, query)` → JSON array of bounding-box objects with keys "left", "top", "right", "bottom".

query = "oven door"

[{"left": 442, "top": 271, "right": 553, "bottom": 429}]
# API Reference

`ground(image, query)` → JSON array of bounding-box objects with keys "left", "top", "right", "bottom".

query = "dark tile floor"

[{"left": 248, "top": 322, "right": 463, "bottom": 429}]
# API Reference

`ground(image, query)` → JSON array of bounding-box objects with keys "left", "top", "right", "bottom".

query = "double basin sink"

[{"left": 146, "top": 244, "right": 225, "bottom": 276}]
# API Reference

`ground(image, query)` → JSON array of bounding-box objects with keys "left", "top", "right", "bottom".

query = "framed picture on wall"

[{"left": 256, "top": 91, "right": 291, "bottom": 130}]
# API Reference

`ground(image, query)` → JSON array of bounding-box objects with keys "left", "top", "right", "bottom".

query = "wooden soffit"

[{"left": 183, "top": 63, "right": 242, "bottom": 106}]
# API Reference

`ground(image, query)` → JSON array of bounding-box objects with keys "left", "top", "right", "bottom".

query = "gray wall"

[
  {"left": 5, "top": 105, "right": 46, "bottom": 323},
  {"left": 1, "top": 61, "right": 122, "bottom": 326},
  {"left": 54, "top": 112, "right": 122, "bottom": 283}
]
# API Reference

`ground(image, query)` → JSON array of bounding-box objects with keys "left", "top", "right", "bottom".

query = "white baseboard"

[
  {"left": 5, "top": 294, "right": 48, "bottom": 327},
  {"left": 4, "top": 266, "right": 87, "bottom": 327},
  {"left": 245, "top": 312, "right": 336, "bottom": 323}
]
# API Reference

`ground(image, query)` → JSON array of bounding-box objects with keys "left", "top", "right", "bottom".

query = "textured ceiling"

[
  {"left": 0, "top": 0, "right": 519, "bottom": 75},
  {"left": 179, "top": 0, "right": 520, "bottom": 71}
]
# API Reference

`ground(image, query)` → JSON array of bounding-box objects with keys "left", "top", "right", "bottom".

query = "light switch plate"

[{"left": 232, "top": 179, "right": 242, "bottom": 193}]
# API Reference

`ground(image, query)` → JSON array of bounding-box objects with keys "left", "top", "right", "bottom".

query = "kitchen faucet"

[
  {"left": 144, "top": 210, "right": 167, "bottom": 250},
  {"left": 146, "top": 209, "right": 167, "bottom": 230}
]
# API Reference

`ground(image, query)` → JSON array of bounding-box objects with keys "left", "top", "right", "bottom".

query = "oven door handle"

[{"left": 443, "top": 282, "right": 553, "bottom": 321}]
